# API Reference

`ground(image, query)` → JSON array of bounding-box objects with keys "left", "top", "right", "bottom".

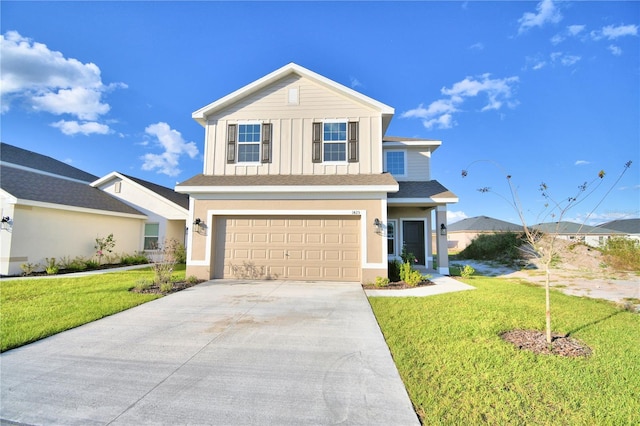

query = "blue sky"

[{"left": 2, "top": 1, "right": 638, "bottom": 226}]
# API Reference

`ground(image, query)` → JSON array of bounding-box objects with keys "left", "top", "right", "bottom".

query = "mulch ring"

[
  {"left": 501, "top": 329, "right": 592, "bottom": 357},
  {"left": 361, "top": 280, "right": 435, "bottom": 290},
  {"left": 130, "top": 280, "right": 205, "bottom": 295}
]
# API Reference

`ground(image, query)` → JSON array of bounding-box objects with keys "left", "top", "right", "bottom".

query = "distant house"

[
  {"left": 596, "top": 219, "right": 640, "bottom": 241},
  {"left": 532, "top": 221, "right": 625, "bottom": 247},
  {"left": 0, "top": 143, "right": 189, "bottom": 276},
  {"left": 445, "top": 216, "right": 523, "bottom": 250}
]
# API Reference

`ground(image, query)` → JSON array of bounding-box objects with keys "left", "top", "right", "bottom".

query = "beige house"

[
  {"left": 446, "top": 216, "right": 524, "bottom": 251},
  {"left": 0, "top": 143, "right": 190, "bottom": 276},
  {"left": 177, "top": 63, "right": 458, "bottom": 282}
]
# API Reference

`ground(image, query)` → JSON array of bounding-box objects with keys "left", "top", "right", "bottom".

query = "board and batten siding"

[
  {"left": 202, "top": 75, "right": 384, "bottom": 176},
  {"left": 382, "top": 147, "right": 432, "bottom": 182}
]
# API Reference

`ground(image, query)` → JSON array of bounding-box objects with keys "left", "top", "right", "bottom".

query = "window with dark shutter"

[
  {"left": 312, "top": 122, "right": 322, "bottom": 163},
  {"left": 227, "top": 124, "right": 237, "bottom": 164},
  {"left": 348, "top": 121, "right": 359, "bottom": 163},
  {"left": 261, "top": 123, "right": 272, "bottom": 163}
]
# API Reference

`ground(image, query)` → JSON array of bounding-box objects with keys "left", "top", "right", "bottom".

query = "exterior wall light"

[
  {"left": 440, "top": 223, "right": 447, "bottom": 236},
  {"left": 373, "top": 218, "right": 384, "bottom": 234},
  {"left": 193, "top": 218, "right": 205, "bottom": 233},
  {"left": 1, "top": 216, "right": 11, "bottom": 231}
]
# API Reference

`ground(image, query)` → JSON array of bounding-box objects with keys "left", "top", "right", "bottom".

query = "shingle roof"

[
  {"left": 0, "top": 142, "right": 99, "bottom": 182},
  {"left": 596, "top": 218, "right": 640, "bottom": 234},
  {"left": 1, "top": 166, "right": 145, "bottom": 216},
  {"left": 447, "top": 216, "right": 523, "bottom": 232},
  {"left": 387, "top": 180, "right": 457, "bottom": 200},
  {"left": 177, "top": 173, "right": 398, "bottom": 188},
  {"left": 383, "top": 136, "right": 440, "bottom": 142},
  {"left": 121, "top": 173, "right": 189, "bottom": 210},
  {"left": 533, "top": 221, "right": 624, "bottom": 235}
]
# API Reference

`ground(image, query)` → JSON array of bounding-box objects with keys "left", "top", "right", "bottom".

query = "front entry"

[{"left": 402, "top": 220, "right": 425, "bottom": 265}]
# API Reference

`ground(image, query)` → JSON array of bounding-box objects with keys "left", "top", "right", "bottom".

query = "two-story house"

[{"left": 176, "top": 63, "right": 457, "bottom": 282}]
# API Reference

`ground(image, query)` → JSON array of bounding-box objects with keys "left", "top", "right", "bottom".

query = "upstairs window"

[
  {"left": 238, "top": 124, "right": 261, "bottom": 162},
  {"left": 384, "top": 151, "right": 406, "bottom": 177},
  {"left": 323, "top": 122, "right": 347, "bottom": 162}
]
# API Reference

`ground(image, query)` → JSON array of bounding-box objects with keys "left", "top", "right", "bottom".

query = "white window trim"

[
  {"left": 322, "top": 120, "right": 348, "bottom": 164},
  {"left": 236, "top": 121, "right": 262, "bottom": 164},
  {"left": 144, "top": 222, "right": 160, "bottom": 251},
  {"left": 384, "top": 149, "right": 408, "bottom": 178}
]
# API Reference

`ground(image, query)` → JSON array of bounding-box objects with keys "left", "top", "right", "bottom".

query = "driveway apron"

[{"left": 0, "top": 281, "right": 419, "bottom": 425}]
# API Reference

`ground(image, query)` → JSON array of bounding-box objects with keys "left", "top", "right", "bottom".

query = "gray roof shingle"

[
  {"left": 533, "top": 221, "right": 624, "bottom": 235},
  {"left": 1, "top": 142, "right": 99, "bottom": 182},
  {"left": 177, "top": 173, "right": 399, "bottom": 188},
  {"left": 387, "top": 180, "right": 457, "bottom": 199},
  {"left": 448, "top": 216, "right": 523, "bottom": 232},
  {"left": 1, "top": 166, "right": 145, "bottom": 216},
  {"left": 596, "top": 218, "right": 640, "bottom": 234}
]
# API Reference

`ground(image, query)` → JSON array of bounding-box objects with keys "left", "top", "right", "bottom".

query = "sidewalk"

[
  {"left": 365, "top": 272, "right": 475, "bottom": 297},
  {"left": 1, "top": 263, "right": 152, "bottom": 280}
]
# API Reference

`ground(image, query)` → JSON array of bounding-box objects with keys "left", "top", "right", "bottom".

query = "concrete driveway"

[{"left": 0, "top": 280, "right": 419, "bottom": 425}]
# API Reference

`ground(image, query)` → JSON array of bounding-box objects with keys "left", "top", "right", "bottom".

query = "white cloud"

[
  {"left": 518, "top": 0, "right": 562, "bottom": 34},
  {"left": 51, "top": 120, "right": 111, "bottom": 136},
  {"left": 447, "top": 211, "right": 468, "bottom": 224},
  {"left": 402, "top": 74, "right": 519, "bottom": 129},
  {"left": 0, "top": 31, "right": 125, "bottom": 125},
  {"left": 574, "top": 160, "right": 590, "bottom": 166},
  {"left": 350, "top": 77, "right": 362, "bottom": 89},
  {"left": 469, "top": 42, "right": 484, "bottom": 51},
  {"left": 608, "top": 45, "right": 623, "bottom": 56},
  {"left": 601, "top": 24, "right": 638, "bottom": 40},
  {"left": 551, "top": 24, "right": 586, "bottom": 44},
  {"left": 141, "top": 122, "right": 199, "bottom": 177},
  {"left": 567, "top": 25, "right": 586, "bottom": 36},
  {"left": 550, "top": 51, "right": 581, "bottom": 67}
]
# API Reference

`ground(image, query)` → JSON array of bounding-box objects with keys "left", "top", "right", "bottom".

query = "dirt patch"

[
  {"left": 501, "top": 329, "right": 592, "bottom": 357},
  {"left": 361, "top": 280, "right": 434, "bottom": 290},
  {"left": 131, "top": 280, "right": 204, "bottom": 295}
]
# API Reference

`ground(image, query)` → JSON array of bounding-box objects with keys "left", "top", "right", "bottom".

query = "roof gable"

[
  {"left": 596, "top": 218, "right": 640, "bottom": 234},
  {"left": 192, "top": 63, "right": 394, "bottom": 127},
  {"left": 92, "top": 172, "right": 189, "bottom": 210}
]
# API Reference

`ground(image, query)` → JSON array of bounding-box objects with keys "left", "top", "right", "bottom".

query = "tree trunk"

[{"left": 545, "top": 266, "right": 552, "bottom": 344}]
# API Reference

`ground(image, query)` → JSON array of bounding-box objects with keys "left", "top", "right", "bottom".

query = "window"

[
  {"left": 144, "top": 223, "right": 159, "bottom": 250},
  {"left": 323, "top": 122, "right": 347, "bottom": 162},
  {"left": 238, "top": 124, "right": 261, "bottom": 162},
  {"left": 387, "top": 220, "right": 397, "bottom": 255},
  {"left": 312, "top": 121, "right": 358, "bottom": 163},
  {"left": 385, "top": 151, "right": 406, "bottom": 176}
]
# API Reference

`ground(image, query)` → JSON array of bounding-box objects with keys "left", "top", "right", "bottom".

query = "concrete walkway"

[
  {"left": 0, "top": 280, "right": 419, "bottom": 426},
  {"left": 365, "top": 272, "right": 476, "bottom": 297}
]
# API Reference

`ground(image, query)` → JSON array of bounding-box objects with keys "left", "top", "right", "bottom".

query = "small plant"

[
  {"left": 134, "top": 279, "right": 152, "bottom": 291},
  {"left": 20, "top": 262, "right": 40, "bottom": 276},
  {"left": 399, "top": 261, "right": 425, "bottom": 287},
  {"left": 174, "top": 243, "right": 187, "bottom": 264},
  {"left": 44, "top": 258, "right": 59, "bottom": 275},
  {"left": 95, "top": 233, "right": 116, "bottom": 265},
  {"left": 84, "top": 259, "right": 100, "bottom": 270},
  {"left": 401, "top": 245, "right": 417, "bottom": 264},
  {"left": 388, "top": 260, "right": 401, "bottom": 282},
  {"left": 160, "top": 282, "right": 174, "bottom": 293},
  {"left": 120, "top": 252, "right": 150, "bottom": 265},
  {"left": 460, "top": 264, "right": 475, "bottom": 279},
  {"left": 374, "top": 276, "right": 390, "bottom": 288},
  {"left": 186, "top": 275, "right": 200, "bottom": 284},
  {"left": 152, "top": 239, "right": 181, "bottom": 285}
]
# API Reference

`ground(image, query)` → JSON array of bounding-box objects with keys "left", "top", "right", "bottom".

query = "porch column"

[{"left": 435, "top": 205, "right": 450, "bottom": 275}]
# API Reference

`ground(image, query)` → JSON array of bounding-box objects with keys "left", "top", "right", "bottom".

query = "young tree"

[{"left": 462, "top": 160, "right": 632, "bottom": 345}]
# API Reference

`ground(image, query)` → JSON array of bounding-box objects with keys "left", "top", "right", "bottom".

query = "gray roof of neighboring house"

[
  {"left": 533, "top": 221, "right": 624, "bottom": 235},
  {"left": 1, "top": 166, "right": 145, "bottom": 216},
  {"left": 0, "top": 142, "right": 99, "bottom": 182},
  {"left": 596, "top": 218, "right": 640, "bottom": 234},
  {"left": 387, "top": 180, "right": 457, "bottom": 200},
  {"left": 121, "top": 173, "right": 189, "bottom": 210},
  {"left": 447, "top": 216, "right": 523, "bottom": 232},
  {"left": 177, "top": 173, "right": 399, "bottom": 188}
]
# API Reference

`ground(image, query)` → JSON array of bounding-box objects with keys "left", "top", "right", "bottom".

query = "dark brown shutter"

[
  {"left": 348, "top": 121, "right": 359, "bottom": 163},
  {"left": 312, "top": 122, "right": 322, "bottom": 163},
  {"left": 261, "top": 123, "right": 272, "bottom": 163},
  {"left": 227, "top": 124, "right": 237, "bottom": 164}
]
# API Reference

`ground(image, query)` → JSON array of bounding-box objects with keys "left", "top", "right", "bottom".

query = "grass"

[
  {"left": 369, "top": 276, "right": 640, "bottom": 425},
  {"left": 0, "top": 265, "right": 186, "bottom": 352}
]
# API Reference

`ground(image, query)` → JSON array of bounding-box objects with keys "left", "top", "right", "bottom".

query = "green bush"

[
  {"left": 458, "top": 232, "right": 525, "bottom": 262},
  {"left": 20, "top": 262, "right": 40, "bottom": 276},
  {"left": 601, "top": 237, "right": 640, "bottom": 271},
  {"left": 160, "top": 282, "right": 173, "bottom": 293},
  {"left": 399, "top": 261, "right": 424, "bottom": 287},
  {"left": 388, "top": 260, "right": 401, "bottom": 282},
  {"left": 460, "top": 264, "right": 475, "bottom": 279},
  {"left": 186, "top": 275, "right": 200, "bottom": 284},
  {"left": 134, "top": 279, "right": 152, "bottom": 291},
  {"left": 120, "top": 252, "right": 149, "bottom": 265},
  {"left": 374, "top": 276, "right": 390, "bottom": 288},
  {"left": 44, "top": 258, "right": 59, "bottom": 275}
]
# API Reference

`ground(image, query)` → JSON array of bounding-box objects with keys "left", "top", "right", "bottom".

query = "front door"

[{"left": 402, "top": 221, "right": 425, "bottom": 265}]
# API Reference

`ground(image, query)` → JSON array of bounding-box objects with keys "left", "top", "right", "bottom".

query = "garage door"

[{"left": 215, "top": 215, "right": 361, "bottom": 281}]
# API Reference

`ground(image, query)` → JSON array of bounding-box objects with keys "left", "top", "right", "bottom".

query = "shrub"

[
  {"left": 134, "top": 279, "right": 152, "bottom": 291},
  {"left": 458, "top": 232, "right": 525, "bottom": 263},
  {"left": 399, "top": 261, "right": 425, "bottom": 287},
  {"left": 20, "top": 262, "right": 40, "bottom": 276},
  {"left": 374, "top": 276, "right": 390, "bottom": 288},
  {"left": 120, "top": 252, "right": 149, "bottom": 265},
  {"left": 460, "top": 264, "right": 475, "bottom": 279},
  {"left": 186, "top": 275, "right": 200, "bottom": 284},
  {"left": 152, "top": 239, "right": 181, "bottom": 285},
  {"left": 601, "top": 237, "right": 640, "bottom": 271},
  {"left": 401, "top": 245, "right": 417, "bottom": 264},
  {"left": 84, "top": 259, "right": 100, "bottom": 270},
  {"left": 44, "top": 258, "right": 59, "bottom": 275},
  {"left": 160, "top": 282, "right": 174, "bottom": 293},
  {"left": 388, "top": 260, "right": 401, "bottom": 282},
  {"left": 95, "top": 234, "right": 116, "bottom": 265},
  {"left": 174, "top": 243, "right": 187, "bottom": 264}
]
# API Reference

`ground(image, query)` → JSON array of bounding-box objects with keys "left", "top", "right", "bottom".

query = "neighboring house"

[
  {"left": 445, "top": 216, "right": 524, "bottom": 250},
  {"left": 176, "top": 63, "right": 458, "bottom": 282},
  {"left": 533, "top": 221, "right": 625, "bottom": 247},
  {"left": 596, "top": 218, "right": 640, "bottom": 241},
  {"left": 0, "top": 143, "right": 191, "bottom": 276},
  {"left": 92, "top": 172, "right": 189, "bottom": 252},
  {"left": 0, "top": 143, "right": 146, "bottom": 276}
]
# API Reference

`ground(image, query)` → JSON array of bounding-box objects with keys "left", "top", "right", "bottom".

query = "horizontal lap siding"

[{"left": 217, "top": 216, "right": 361, "bottom": 281}]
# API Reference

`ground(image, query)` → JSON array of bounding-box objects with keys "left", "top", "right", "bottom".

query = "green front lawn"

[
  {"left": 0, "top": 266, "right": 186, "bottom": 352},
  {"left": 369, "top": 276, "right": 640, "bottom": 425}
]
